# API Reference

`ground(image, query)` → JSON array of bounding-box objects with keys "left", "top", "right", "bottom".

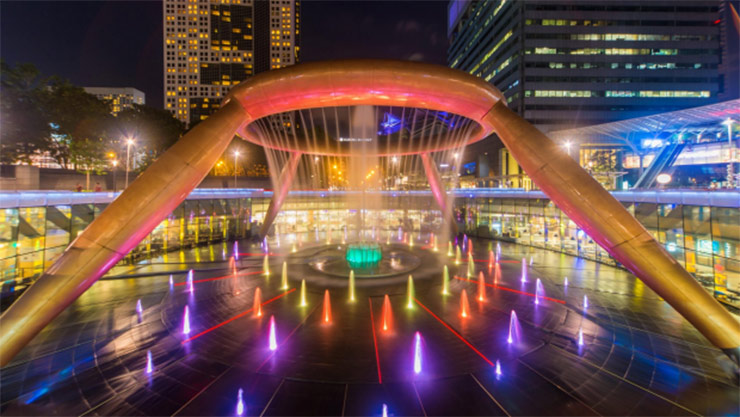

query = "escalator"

[{"left": 633, "top": 142, "right": 686, "bottom": 189}]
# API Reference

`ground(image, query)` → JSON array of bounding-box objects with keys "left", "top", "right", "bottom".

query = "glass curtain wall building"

[
  {"left": 2, "top": 190, "right": 738, "bottom": 308},
  {"left": 447, "top": 0, "right": 723, "bottom": 132}
]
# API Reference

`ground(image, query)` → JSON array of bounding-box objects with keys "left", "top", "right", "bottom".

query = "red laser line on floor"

[
  {"left": 368, "top": 297, "right": 383, "bottom": 384},
  {"left": 181, "top": 288, "right": 295, "bottom": 344},
  {"left": 414, "top": 298, "right": 494, "bottom": 367},
  {"left": 453, "top": 275, "right": 565, "bottom": 304},
  {"left": 174, "top": 270, "right": 264, "bottom": 286}
]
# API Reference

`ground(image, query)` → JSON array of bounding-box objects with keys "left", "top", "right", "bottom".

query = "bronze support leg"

[
  {"left": 259, "top": 151, "right": 301, "bottom": 237},
  {"left": 487, "top": 101, "right": 740, "bottom": 361},
  {"left": 420, "top": 152, "right": 458, "bottom": 235}
]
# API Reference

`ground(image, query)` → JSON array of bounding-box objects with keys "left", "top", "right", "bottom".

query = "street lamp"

[
  {"left": 721, "top": 118, "right": 735, "bottom": 188},
  {"left": 564, "top": 140, "right": 572, "bottom": 157},
  {"left": 125, "top": 138, "right": 135, "bottom": 189},
  {"left": 112, "top": 159, "right": 119, "bottom": 193},
  {"left": 233, "top": 150, "right": 240, "bottom": 188}
]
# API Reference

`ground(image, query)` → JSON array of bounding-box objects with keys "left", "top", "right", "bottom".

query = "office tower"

[{"left": 448, "top": 0, "right": 724, "bottom": 132}]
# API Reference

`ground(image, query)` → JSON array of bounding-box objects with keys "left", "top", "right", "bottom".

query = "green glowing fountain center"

[{"left": 346, "top": 243, "right": 382, "bottom": 268}]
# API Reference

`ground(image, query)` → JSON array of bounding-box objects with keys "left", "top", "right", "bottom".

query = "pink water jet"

[
  {"left": 507, "top": 310, "right": 520, "bottom": 344},
  {"left": 413, "top": 331, "right": 422, "bottom": 374},
  {"left": 182, "top": 306, "right": 191, "bottom": 335},
  {"left": 236, "top": 388, "right": 245, "bottom": 415},
  {"left": 520, "top": 259, "right": 527, "bottom": 283},
  {"left": 187, "top": 269, "right": 194, "bottom": 292},
  {"left": 268, "top": 315, "right": 277, "bottom": 351},
  {"left": 146, "top": 350, "right": 153, "bottom": 374}
]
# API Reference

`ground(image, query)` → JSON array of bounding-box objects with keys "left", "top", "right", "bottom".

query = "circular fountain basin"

[{"left": 309, "top": 243, "right": 420, "bottom": 278}]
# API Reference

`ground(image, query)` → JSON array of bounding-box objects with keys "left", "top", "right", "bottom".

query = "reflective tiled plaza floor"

[{"left": 1, "top": 236, "right": 738, "bottom": 416}]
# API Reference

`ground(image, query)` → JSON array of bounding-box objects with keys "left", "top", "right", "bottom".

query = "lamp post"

[
  {"left": 233, "top": 150, "right": 240, "bottom": 188},
  {"left": 721, "top": 118, "right": 735, "bottom": 188},
  {"left": 125, "top": 138, "right": 134, "bottom": 189},
  {"left": 112, "top": 160, "right": 118, "bottom": 193}
]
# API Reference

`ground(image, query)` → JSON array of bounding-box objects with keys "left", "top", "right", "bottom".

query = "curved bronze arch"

[{"left": 1, "top": 60, "right": 738, "bottom": 367}]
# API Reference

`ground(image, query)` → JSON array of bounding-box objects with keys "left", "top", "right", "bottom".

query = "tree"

[
  {"left": 44, "top": 79, "right": 113, "bottom": 179},
  {"left": 0, "top": 61, "right": 51, "bottom": 163},
  {"left": 112, "top": 104, "right": 185, "bottom": 172}
]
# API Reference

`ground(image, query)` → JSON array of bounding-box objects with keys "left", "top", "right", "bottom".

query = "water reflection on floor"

[{"left": 1, "top": 236, "right": 738, "bottom": 416}]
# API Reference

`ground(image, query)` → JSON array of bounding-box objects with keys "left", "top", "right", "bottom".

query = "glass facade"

[{"left": 1, "top": 190, "right": 737, "bottom": 308}]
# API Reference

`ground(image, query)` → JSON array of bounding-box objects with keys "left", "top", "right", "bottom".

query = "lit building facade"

[
  {"left": 163, "top": 0, "right": 300, "bottom": 126},
  {"left": 448, "top": 0, "right": 725, "bottom": 133},
  {"left": 82, "top": 87, "right": 145, "bottom": 115}
]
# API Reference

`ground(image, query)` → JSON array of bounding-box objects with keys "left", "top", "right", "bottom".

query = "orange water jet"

[
  {"left": 477, "top": 271, "right": 486, "bottom": 302},
  {"left": 323, "top": 289, "right": 332, "bottom": 324},
  {"left": 382, "top": 294, "right": 393, "bottom": 332},
  {"left": 253, "top": 287, "right": 262, "bottom": 317},
  {"left": 461, "top": 289, "right": 471, "bottom": 318}
]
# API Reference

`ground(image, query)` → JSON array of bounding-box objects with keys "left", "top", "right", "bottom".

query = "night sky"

[{"left": 0, "top": 1, "right": 449, "bottom": 109}]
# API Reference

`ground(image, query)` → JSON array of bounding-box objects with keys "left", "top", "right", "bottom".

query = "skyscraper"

[
  {"left": 448, "top": 0, "right": 724, "bottom": 133},
  {"left": 164, "top": 0, "right": 300, "bottom": 126}
]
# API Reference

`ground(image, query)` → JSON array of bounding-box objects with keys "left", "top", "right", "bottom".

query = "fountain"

[
  {"left": 467, "top": 253, "right": 475, "bottom": 278},
  {"left": 496, "top": 242, "right": 501, "bottom": 257},
  {"left": 382, "top": 294, "right": 392, "bottom": 332},
  {"left": 406, "top": 275, "right": 415, "bottom": 309},
  {"left": 578, "top": 327, "right": 584, "bottom": 346},
  {"left": 233, "top": 241, "right": 239, "bottom": 260},
  {"left": 413, "top": 331, "right": 422, "bottom": 374},
  {"left": 488, "top": 250, "right": 494, "bottom": 270},
  {"left": 280, "top": 261, "right": 288, "bottom": 290},
  {"left": 495, "top": 359, "right": 502, "bottom": 377},
  {"left": 432, "top": 234, "right": 438, "bottom": 252},
  {"left": 468, "top": 239, "right": 473, "bottom": 256},
  {"left": 535, "top": 279, "right": 543, "bottom": 305},
  {"left": 323, "top": 290, "right": 332, "bottom": 324},
  {"left": 236, "top": 388, "right": 245, "bottom": 416},
  {"left": 507, "top": 310, "right": 520, "bottom": 344},
  {"left": 564, "top": 276, "right": 568, "bottom": 286},
  {"left": 447, "top": 242, "right": 453, "bottom": 257},
  {"left": 442, "top": 265, "right": 450, "bottom": 295},
  {"left": 530, "top": 256, "right": 533, "bottom": 266},
  {"left": 254, "top": 288, "right": 262, "bottom": 317},
  {"left": 520, "top": 258, "right": 527, "bottom": 283},
  {"left": 146, "top": 350, "right": 153, "bottom": 374},
  {"left": 455, "top": 246, "right": 462, "bottom": 265},
  {"left": 136, "top": 299, "right": 143, "bottom": 317},
  {"left": 345, "top": 243, "right": 382, "bottom": 268},
  {"left": 263, "top": 254, "right": 270, "bottom": 277},
  {"left": 409, "top": 234, "right": 414, "bottom": 248},
  {"left": 182, "top": 306, "right": 191, "bottom": 335},
  {"left": 299, "top": 280, "right": 307, "bottom": 307},
  {"left": 348, "top": 270, "right": 356, "bottom": 302},
  {"left": 268, "top": 315, "right": 277, "bottom": 351},
  {"left": 478, "top": 271, "right": 486, "bottom": 302},
  {"left": 187, "top": 269, "right": 194, "bottom": 292},
  {"left": 583, "top": 295, "right": 589, "bottom": 310},
  {"left": 169, "top": 274, "right": 173, "bottom": 291},
  {"left": 461, "top": 289, "right": 470, "bottom": 318},
  {"left": 494, "top": 262, "right": 501, "bottom": 284},
  {"left": 382, "top": 403, "right": 388, "bottom": 417}
]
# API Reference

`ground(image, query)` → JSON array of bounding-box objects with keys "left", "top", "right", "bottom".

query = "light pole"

[
  {"left": 721, "top": 118, "right": 735, "bottom": 188},
  {"left": 125, "top": 138, "right": 134, "bottom": 189},
  {"left": 233, "top": 150, "right": 240, "bottom": 188},
  {"left": 112, "top": 160, "right": 118, "bottom": 193}
]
